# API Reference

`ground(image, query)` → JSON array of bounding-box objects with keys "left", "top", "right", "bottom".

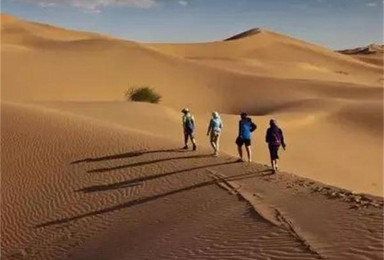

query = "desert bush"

[{"left": 125, "top": 87, "right": 161, "bottom": 104}]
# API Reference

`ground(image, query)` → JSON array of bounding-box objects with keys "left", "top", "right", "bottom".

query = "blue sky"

[{"left": 1, "top": 0, "right": 383, "bottom": 49}]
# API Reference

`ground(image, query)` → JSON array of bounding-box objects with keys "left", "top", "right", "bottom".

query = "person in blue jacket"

[{"left": 236, "top": 112, "right": 257, "bottom": 162}]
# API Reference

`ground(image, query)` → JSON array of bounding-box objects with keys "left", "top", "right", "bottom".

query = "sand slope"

[
  {"left": 32, "top": 100, "right": 382, "bottom": 196},
  {"left": 2, "top": 102, "right": 382, "bottom": 260},
  {"left": 0, "top": 102, "right": 318, "bottom": 259}
]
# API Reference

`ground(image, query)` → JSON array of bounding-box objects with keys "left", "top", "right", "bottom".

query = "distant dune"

[
  {"left": 1, "top": 14, "right": 382, "bottom": 110},
  {"left": 338, "top": 44, "right": 384, "bottom": 67},
  {"left": 1, "top": 13, "right": 383, "bottom": 260}
]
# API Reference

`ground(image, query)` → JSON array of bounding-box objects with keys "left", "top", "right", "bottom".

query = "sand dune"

[
  {"left": 32, "top": 100, "right": 383, "bottom": 196},
  {"left": 2, "top": 102, "right": 382, "bottom": 260},
  {"left": 1, "top": 13, "right": 383, "bottom": 260},
  {"left": 1, "top": 14, "right": 382, "bottom": 113},
  {"left": 148, "top": 29, "right": 382, "bottom": 85},
  {"left": 338, "top": 44, "right": 384, "bottom": 67}
]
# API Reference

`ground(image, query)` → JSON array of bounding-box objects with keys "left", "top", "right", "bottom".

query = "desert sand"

[
  {"left": 1, "top": 14, "right": 383, "bottom": 259},
  {"left": 338, "top": 44, "right": 384, "bottom": 67}
]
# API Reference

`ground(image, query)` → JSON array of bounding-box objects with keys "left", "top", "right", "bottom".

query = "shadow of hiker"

[
  {"left": 87, "top": 154, "right": 214, "bottom": 173},
  {"left": 71, "top": 148, "right": 188, "bottom": 164},
  {"left": 76, "top": 160, "right": 238, "bottom": 193},
  {"left": 36, "top": 169, "right": 269, "bottom": 228}
]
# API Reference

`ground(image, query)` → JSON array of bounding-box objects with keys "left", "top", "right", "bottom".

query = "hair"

[
  {"left": 182, "top": 108, "right": 189, "bottom": 114},
  {"left": 240, "top": 112, "right": 247, "bottom": 118},
  {"left": 270, "top": 119, "right": 277, "bottom": 126}
]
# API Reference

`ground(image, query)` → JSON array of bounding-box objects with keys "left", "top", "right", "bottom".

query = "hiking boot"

[
  {"left": 192, "top": 144, "right": 197, "bottom": 151},
  {"left": 183, "top": 145, "right": 188, "bottom": 150}
]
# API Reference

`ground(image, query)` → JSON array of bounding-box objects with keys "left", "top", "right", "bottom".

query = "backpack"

[
  {"left": 185, "top": 115, "right": 194, "bottom": 131},
  {"left": 270, "top": 130, "right": 281, "bottom": 146},
  {"left": 250, "top": 122, "right": 257, "bottom": 132}
]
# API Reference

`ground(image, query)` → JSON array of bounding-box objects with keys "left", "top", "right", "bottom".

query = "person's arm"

[
  {"left": 266, "top": 129, "right": 270, "bottom": 143},
  {"left": 207, "top": 120, "right": 212, "bottom": 135},
  {"left": 192, "top": 116, "right": 196, "bottom": 128},
  {"left": 280, "top": 129, "right": 286, "bottom": 149},
  {"left": 238, "top": 121, "right": 241, "bottom": 137}
]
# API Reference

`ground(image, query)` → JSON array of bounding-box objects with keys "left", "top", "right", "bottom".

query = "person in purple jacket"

[{"left": 266, "top": 119, "right": 286, "bottom": 173}]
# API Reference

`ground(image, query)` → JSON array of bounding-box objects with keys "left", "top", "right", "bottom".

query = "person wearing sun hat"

[{"left": 181, "top": 108, "right": 197, "bottom": 150}]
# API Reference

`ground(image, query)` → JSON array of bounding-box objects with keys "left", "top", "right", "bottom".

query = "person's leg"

[
  {"left": 245, "top": 145, "right": 252, "bottom": 162},
  {"left": 275, "top": 159, "right": 279, "bottom": 171},
  {"left": 274, "top": 146, "right": 280, "bottom": 171},
  {"left": 210, "top": 141, "right": 216, "bottom": 152},
  {"left": 236, "top": 137, "right": 244, "bottom": 161},
  {"left": 237, "top": 145, "right": 243, "bottom": 160},
  {"left": 215, "top": 133, "right": 220, "bottom": 155},
  {"left": 210, "top": 133, "right": 217, "bottom": 153},
  {"left": 191, "top": 133, "right": 197, "bottom": 150},
  {"left": 269, "top": 145, "right": 275, "bottom": 170},
  {"left": 183, "top": 132, "right": 189, "bottom": 149}
]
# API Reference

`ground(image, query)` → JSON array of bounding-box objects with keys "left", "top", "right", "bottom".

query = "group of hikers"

[{"left": 181, "top": 108, "right": 286, "bottom": 173}]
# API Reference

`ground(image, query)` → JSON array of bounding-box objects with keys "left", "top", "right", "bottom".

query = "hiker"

[
  {"left": 207, "top": 112, "right": 223, "bottom": 156},
  {"left": 265, "top": 119, "right": 286, "bottom": 173},
  {"left": 182, "top": 108, "right": 197, "bottom": 150},
  {"left": 236, "top": 112, "right": 257, "bottom": 162}
]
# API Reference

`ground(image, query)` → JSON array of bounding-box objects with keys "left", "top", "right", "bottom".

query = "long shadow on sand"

[
  {"left": 87, "top": 154, "right": 213, "bottom": 173},
  {"left": 36, "top": 168, "right": 270, "bottom": 228},
  {"left": 76, "top": 161, "right": 238, "bottom": 193},
  {"left": 71, "top": 148, "right": 187, "bottom": 164}
]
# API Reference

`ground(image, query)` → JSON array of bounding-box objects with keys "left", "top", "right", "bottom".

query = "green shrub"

[{"left": 125, "top": 87, "right": 161, "bottom": 104}]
